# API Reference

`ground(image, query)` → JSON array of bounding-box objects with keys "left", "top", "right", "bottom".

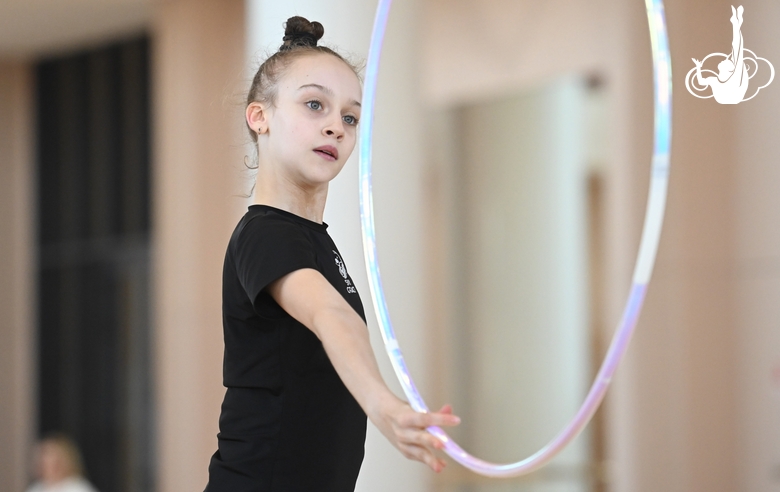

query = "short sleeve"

[{"left": 233, "top": 216, "right": 318, "bottom": 313}]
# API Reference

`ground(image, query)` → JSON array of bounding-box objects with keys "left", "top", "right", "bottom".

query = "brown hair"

[{"left": 246, "top": 16, "right": 362, "bottom": 142}]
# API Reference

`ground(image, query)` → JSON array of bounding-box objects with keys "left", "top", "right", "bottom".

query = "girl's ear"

[{"left": 246, "top": 102, "right": 270, "bottom": 135}]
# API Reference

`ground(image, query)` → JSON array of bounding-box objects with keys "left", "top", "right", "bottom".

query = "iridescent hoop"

[{"left": 358, "top": 0, "right": 672, "bottom": 477}]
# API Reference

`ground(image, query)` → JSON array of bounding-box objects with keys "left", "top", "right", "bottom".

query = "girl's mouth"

[{"left": 314, "top": 146, "right": 338, "bottom": 161}]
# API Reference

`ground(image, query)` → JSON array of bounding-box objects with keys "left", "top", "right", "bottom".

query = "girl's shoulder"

[
  {"left": 239, "top": 205, "right": 327, "bottom": 239},
  {"left": 237, "top": 206, "right": 309, "bottom": 243}
]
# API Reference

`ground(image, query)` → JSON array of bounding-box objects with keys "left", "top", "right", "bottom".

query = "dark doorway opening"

[{"left": 36, "top": 36, "right": 155, "bottom": 492}]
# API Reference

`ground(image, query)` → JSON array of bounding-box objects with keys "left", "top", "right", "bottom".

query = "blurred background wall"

[{"left": 0, "top": 0, "right": 779, "bottom": 491}]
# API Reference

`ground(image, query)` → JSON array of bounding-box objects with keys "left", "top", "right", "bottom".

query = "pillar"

[
  {"left": 151, "top": 1, "right": 247, "bottom": 490},
  {"left": 0, "top": 62, "right": 35, "bottom": 492}
]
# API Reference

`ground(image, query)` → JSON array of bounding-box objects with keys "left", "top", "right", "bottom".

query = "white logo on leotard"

[
  {"left": 333, "top": 251, "right": 357, "bottom": 294},
  {"left": 686, "top": 5, "right": 774, "bottom": 104}
]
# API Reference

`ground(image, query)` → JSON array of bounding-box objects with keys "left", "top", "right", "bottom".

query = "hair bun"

[{"left": 280, "top": 16, "right": 324, "bottom": 51}]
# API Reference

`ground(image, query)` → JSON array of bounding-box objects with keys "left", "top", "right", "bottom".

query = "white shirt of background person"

[{"left": 25, "top": 435, "right": 98, "bottom": 492}]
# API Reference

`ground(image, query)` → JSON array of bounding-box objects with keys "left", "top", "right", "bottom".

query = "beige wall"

[
  {"left": 151, "top": 0, "right": 247, "bottom": 490},
  {"left": 734, "top": 1, "right": 780, "bottom": 489},
  {"left": 631, "top": 1, "right": 738, "bottom": 490},
  {"left": 0, "top": 62, "right": 35, "bottom": 492}
]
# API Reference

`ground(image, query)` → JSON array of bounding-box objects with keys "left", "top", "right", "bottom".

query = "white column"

[{"left": 246, "top": 1, "right": 429, "bottom": 490}]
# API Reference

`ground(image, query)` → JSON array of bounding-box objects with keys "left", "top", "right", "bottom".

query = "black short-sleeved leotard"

[{"left": 205, "top": 204, "right": 367, "bottom": 492}]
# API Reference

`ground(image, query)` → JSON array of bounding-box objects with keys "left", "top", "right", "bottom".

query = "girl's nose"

[{"left": 324, "top": 119, "right": 345, "bottom": 140}]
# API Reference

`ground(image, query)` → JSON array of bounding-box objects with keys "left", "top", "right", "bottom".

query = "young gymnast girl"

[{"left": 205, "top": 16, "right": 460, "bottom": 491}]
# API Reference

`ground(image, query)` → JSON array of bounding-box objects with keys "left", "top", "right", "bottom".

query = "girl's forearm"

[{"left": 312, "top": 306, "right": 400, "bottom": 422}]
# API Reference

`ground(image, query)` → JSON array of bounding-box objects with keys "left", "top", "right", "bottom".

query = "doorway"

[{"left": 425, "top": 74, "right": 609, "bottom": 492}]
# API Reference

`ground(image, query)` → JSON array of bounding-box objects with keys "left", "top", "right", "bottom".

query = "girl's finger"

[
  {"left": 403, "top": 428, "right": 442, "bottom": 449},
  {"left": 437, "top": 404, "right": 453, "bottom": 415},
  {"left": 400, "top": 442, "right": 429, "bottom": 463},
  {"left": 401, "top": 443, "right": 446, "bottom": 472},
  {"left": 397, "top": 407, "right": 460, "bottom": 431},
  {"left": 424, "top": 432, "right": 445, "bottom": 451},
  {"left": 423, "top": 411, "right": 461, "bottom": 428},
  {"left": 398, "top": 427, "right": 445, "bottom": 454}
]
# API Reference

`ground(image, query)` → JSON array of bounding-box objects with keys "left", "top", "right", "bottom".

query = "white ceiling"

[{"left": 0, "top": 0, "right": 151, "bottom": 59}]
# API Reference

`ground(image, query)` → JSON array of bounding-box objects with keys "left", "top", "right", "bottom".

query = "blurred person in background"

[{"left": 26, "top": 434, "right": 98, "bottom": 492}]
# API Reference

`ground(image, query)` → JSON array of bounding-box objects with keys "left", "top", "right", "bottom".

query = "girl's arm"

[{"left": 268, "top": 268, "right": 459, "bottom": 473}]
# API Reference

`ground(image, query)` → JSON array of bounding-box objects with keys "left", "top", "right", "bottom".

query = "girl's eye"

[
  {"left": 307, "top": 100, "right": 322, "bottom": 111},
  {"left": 343, "top": 115, "right": 358, "bottom": 126}
]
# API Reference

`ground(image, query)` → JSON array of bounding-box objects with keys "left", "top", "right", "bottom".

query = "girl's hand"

[
  {"left": 692, "top": 58, "right": 702, "bottom": 67},
  {"left": 370, "top": 396, "right": 460, "bottom": 473}
]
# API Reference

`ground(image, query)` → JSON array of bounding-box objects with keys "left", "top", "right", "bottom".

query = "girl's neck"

[{"left": 252, "top": 172, "right": 328, "bottom": 224}]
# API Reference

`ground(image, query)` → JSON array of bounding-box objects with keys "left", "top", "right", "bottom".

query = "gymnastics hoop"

[{"left": 358, "top": 0, "right": 672, "bottom": 478}]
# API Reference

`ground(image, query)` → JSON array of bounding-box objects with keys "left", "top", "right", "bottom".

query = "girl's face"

[{"left": 256, "top": 53, "right": 362, "bottom": 188}]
